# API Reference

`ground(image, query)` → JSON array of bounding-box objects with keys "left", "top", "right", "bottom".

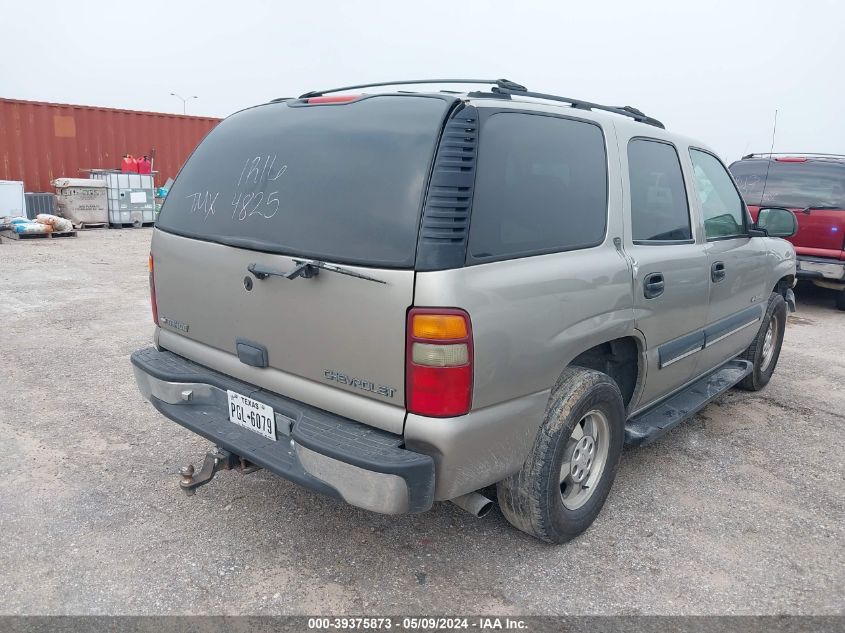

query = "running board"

[{"left": 625, "top": 359, "right": 753, "bottom": 447}]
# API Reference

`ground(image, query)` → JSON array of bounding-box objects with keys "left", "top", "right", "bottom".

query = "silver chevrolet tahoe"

[{"left": 132, "top": 79, "right": 798, "bottom": 543}]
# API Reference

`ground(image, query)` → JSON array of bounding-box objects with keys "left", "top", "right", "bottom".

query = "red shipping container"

[{"left": 0, "top": 98, "right": 220, "bottom": 191}]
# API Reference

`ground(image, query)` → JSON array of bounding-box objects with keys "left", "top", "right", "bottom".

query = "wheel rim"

[
  {"left": 760, "top": 313, "right": 779, "bottom": 372},
  {"left": 559, "top": 409, "right": 610, "bottom": 511}
]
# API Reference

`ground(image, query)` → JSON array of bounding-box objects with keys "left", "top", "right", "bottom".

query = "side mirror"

[{"left": 756, "top": 207, "right": 798, "bottom": 238}]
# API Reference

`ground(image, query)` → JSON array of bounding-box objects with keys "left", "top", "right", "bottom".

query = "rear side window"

[
  {"left": 627, "top": 139, "right": 692, "bottom": 242},
  {"left": 730, "top": 158, "right": 845, "bottom": 208},
  {"left": 467, "top": 113, "right": 607, "bottom": 262},
  {"left": 690, "top": 149, "right": 746, "bottom": 239},
  {"left": 157, "top": 96, "right": 451, "bottom": 267}
]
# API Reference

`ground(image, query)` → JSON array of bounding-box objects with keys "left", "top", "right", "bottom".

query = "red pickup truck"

[{"left": 730, "top": 154, "right": 845, "bottom": 310}]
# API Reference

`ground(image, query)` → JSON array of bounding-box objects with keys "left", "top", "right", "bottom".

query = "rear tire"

[
  {"left": 497, "top": 367, "right": 625, "bottom": 544},
  {"left": 836, "top": 290, "right": 845, "bottom": 311},
  {"left": 738, "top": 293, "right": 786, "bottom": 391}
]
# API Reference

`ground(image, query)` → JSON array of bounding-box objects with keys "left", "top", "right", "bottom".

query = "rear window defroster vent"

[{"left": 416, "top": 106, "right": 479, "bottom": 271}]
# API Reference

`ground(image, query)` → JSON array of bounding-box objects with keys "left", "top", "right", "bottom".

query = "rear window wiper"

[
  {"left": 802, "top": 205, "right": 844, "bottom": 214},
  {"left": 248, "top": 259, "right": 387, "bottom": 284},
  {"left": 303, "top": 259, "right": 388, "bottom": 284}
]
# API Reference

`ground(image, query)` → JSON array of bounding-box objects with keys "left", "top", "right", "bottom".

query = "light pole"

[{"left": 170, "top": 92, "right": 198, "bottom": 115}]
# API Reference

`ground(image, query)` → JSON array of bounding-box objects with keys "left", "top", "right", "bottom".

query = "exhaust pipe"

[{"left": 449, "top": 492, "right": 494, "bottom": 518}]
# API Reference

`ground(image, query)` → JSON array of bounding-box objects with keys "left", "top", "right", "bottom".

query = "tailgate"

[
  {"left": 787, "top": 206, "right": 845, "bottom": 257},
  {"left": 152, "top": 230, "right": 414, "bottom": 432},
  {"left": 151, "top": 94, "right": 455, "bottom": 432},
  {"left": 750, "top": 204, "right": 845, "bottom": 256}
]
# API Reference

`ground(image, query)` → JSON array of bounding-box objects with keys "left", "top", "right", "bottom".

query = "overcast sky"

[{"left": 2, "top": 0, "right": 842, "bottom": 162}]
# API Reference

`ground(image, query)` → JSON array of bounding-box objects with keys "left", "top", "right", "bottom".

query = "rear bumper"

[
  {"left": 797, "top": 256, "right": 845, "bottom": 287},
  {"left": 130, "top": 347, "right": 434, "bottom": 514}
]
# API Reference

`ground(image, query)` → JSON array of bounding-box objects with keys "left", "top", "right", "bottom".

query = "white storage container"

[
  {"left": 0, "top": 180, "right": 26, "bottom": 219},
  {"left": 52, "top": 178, "right": 108, "bottom": 226},
  {"left": 89, "top": 171, "right": 156, "bottom": 226}
]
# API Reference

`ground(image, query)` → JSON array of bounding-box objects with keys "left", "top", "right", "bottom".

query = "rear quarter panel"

[
  {"left": 413, "top": 108, "right": 635, "bottom": 413},
  {"left": 412, "top": 113, "right": 633, "bottom": 411},
  {"left": 412, "top": 244, "right": 634, "bottom": 411}
]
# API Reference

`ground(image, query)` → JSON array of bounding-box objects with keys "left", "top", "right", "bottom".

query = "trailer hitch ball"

[
  {"left": 179, "top": 448, "right": 232, "bottom": 495},
  {"left": 179, "top": 465, "right": 196, "bottom": 494},
  {"left": 178, "top": 447, "right": 261, "bottom": 496}
]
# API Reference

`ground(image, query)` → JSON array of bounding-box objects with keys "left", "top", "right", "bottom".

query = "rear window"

[
  {"left": 730, "top": 158, "right": 845, "bottom": 208},
  {"left": 467, "top": 112, "right": 608, "bottom": 262},
  {"left": 158, "top": 96, "right": 451, "bottom": 267}
]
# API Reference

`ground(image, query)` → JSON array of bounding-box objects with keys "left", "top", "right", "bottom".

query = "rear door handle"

[
  {"left": 711, "top": 261, "right": 726, "bottom": 283},
  {"left": 643, "top": 272, "right": 665, "bottom": 299}
]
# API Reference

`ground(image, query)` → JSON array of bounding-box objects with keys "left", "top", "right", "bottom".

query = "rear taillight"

[
  {"left": 148, "top": 253, "right": 158, "bottom": 325},
  {"left": 406, "top": 308, "right": 473, "bottom": 417}
]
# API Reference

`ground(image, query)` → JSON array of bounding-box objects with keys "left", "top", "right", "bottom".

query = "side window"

[
  {"left": 690, "top": 149, "right": 746, "bottom": 239},
  {"left": 627, "top": 139, "right": 692, "bottom": 242},
  {"left": 467, "top": 112, "right": 608, "bottom": 262}
]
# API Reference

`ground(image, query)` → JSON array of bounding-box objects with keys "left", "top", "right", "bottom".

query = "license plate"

[{"left": 226, "top": 390, "right": 276, "bottom": 441}]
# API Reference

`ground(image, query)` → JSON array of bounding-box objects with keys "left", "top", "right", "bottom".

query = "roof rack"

[
  {"left": 742, "top": 152, "right": 845, "bottom": 160},
  {"left": 297, "top": 78, "right": 664, "bottom": 128},
  {"left": 491, "top": 86, "right": 664, "bottom": 128},
  {"left": 299, "top": 78, "right": 527, "bottom": 99}
]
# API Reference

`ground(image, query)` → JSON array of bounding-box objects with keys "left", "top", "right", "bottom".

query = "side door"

[
  {"left": 688, "top": 148, "right": 769, "bottom": 372},
  {"left": 622, "top": 136, "right": 711, "bottom": 409}
]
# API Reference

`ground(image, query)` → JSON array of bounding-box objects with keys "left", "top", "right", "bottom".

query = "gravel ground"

[{"left": 0, "top": 229, "right": 843, "bottom": 616}]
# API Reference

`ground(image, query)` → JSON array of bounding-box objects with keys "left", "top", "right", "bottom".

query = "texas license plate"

[{"left": 226, "top": 390, "right": 276, "bottom": 441}]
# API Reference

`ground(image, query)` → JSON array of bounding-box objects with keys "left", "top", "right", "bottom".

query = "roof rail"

[
  {"left": 299, "top": 78, "right": 527, "bottom": 99},
  {"left": 491, "top": 86, "right": 664, "bottom": 128},
  {"left": 296, "top": 78, "right": 664, "bottom": 128},
  {"left": 742, "top": 152, "right": 845, "bottom": 159}
]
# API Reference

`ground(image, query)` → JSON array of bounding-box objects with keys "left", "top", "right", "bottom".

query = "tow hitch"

[{"left": 179, "top": 447, "right": 261, "bottom": 495}]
